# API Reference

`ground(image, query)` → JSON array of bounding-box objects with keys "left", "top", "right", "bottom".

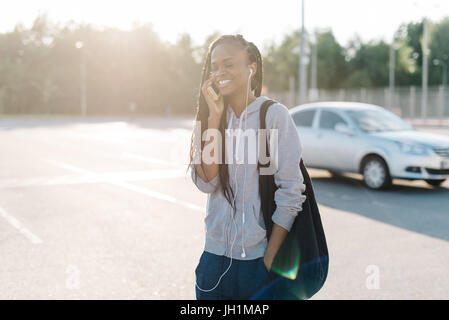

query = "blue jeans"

[{"left": 195, "top": 251, "right": 274, "bottom": 300}]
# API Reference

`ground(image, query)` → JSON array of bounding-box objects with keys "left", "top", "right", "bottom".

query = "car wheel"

[
  {"left": 424, "top": 179, "right": 446, "bottom": 187},
  {"left": 362, "top": 156, "right": 392, "bottom": 190}
]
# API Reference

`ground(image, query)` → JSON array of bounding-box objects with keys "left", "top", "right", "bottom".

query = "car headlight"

[{"left": 395, "top": 141, "right": 428, "bottom": 155}]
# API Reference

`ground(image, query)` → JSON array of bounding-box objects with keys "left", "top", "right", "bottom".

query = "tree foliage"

[{"left": 1, "top": 14, "right": 448, "bottom": 115}]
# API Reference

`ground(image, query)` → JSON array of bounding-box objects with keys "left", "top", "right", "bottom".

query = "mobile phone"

[{"left": 206, "top": 83, "right": 220, "bottom": 102}]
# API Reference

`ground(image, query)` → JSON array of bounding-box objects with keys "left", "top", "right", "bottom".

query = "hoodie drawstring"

[{"left": 227, "top": 107, "right": 248, "bottom": 259}]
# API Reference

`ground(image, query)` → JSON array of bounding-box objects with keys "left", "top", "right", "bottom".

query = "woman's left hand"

[
  {"left": 263, "top": 255, "right": 273, "bottom": 272},
  {"left": 263, "top": 224, "right": 288, "bottom": 273}
]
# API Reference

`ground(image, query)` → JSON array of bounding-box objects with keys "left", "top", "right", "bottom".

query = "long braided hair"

[{"left": 187, "top": 34, "right": 264, "bottom": 209}]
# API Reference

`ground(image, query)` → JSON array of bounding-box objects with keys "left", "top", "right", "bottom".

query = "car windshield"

[{"left": 346, "top": 109, "right": 413, "bottom": 133}]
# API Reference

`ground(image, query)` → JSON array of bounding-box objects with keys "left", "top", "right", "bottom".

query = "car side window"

[
  {"left": 319, "top": 110, "right": 347, "bottom": 130},
  {"left": 292, "top": 110, "right": 316, "bottom": 127}
]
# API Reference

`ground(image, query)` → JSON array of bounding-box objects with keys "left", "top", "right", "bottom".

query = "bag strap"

[{"left": 257, "top": 99, "right": 278, "bottom": 170}]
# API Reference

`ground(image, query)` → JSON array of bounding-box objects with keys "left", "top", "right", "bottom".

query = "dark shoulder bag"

[{"left": 256, "top": 99, "right": 329, "bottom": 300}]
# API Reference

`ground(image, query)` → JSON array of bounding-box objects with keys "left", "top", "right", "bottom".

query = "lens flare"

[
  {"left": 250, "top": 232, "right": 329, "bottom": 300},
  {"left": 270, "top": 239, "right": 300, "bottom": 280}
]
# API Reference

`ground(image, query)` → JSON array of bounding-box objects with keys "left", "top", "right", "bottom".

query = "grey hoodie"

[{"left": 190, "top": 95, "right": 307, "bottom": 260}]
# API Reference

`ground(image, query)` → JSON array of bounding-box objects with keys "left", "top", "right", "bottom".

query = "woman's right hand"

[{"left": 201, "top": 74, "right": 224, "bottom": 122}]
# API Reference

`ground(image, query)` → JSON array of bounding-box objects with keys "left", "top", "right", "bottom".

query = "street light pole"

[
  {"left": 439, "top": 60, "right": 448, "bottom": 98},
  {"left": 311, "top": 34, "right": 317, "bottom": 91},
  {"left": 81, "top": 48, "right": 87, "bottom": 118},
  {"left": 443, "top": 60, "right": 448, "bottom": 88},
  {"left": 434, "top": 58, "right": 448, "bottom": 118},
  {"left": 75, "top": 41, "right": 87, "bottom": 118},
  {"left": 389, "top": 40, "right": 396, "bottom": 108},
  {"left": 299, "top": 0, "right": 307, "bottom": 105},
  {"left": 421, "top": 18, "right": 429, "bottom": 118}
]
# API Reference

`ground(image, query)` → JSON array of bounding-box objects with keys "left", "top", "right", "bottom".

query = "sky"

[{"left": 1, "top": 0, "right": 448, "bottom": 52}]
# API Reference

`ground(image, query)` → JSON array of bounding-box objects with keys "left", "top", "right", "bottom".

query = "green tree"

[
  {"left": 314, "top": 30, "right": 346, "bottom": 89},
  {"left": 167, "top": 33, "right": 202, "bottom": 114},
  {"left": 429, "top": 18, "right": 449, "bottom": 86},
  {"left": 343, "top": 39, "right": 390, "bottom": 88},
  {"left": 394, "top": 21, "right": 423, "bottom": 86},
  {"left": 263, "top": 30, "right": 300, "bottom": 92}
]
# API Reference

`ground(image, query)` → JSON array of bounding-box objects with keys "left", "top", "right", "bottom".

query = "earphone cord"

[
  {"left": 241, "top": 70, "right": 252, "bottom": 258},
  {"left": 195, "top": 142, "right": 239, "bottom": 293},
  {"left": 195, "top": 68, "right": 252, "bottom": 293}
]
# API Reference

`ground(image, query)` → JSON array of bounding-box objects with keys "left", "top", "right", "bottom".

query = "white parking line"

[
  {"left": 24, "top": 133, "right": 186, "bottom": 169},
  {"left": 43, "top": 159, "right": 204, "bottom": 213},
  {"left": 0, "top": 169, "right": 187, "bottom": 189},
  {"left": 0, "top": 206, "right": 43, "bottom": 244},
  {"left": 107, "top": 180, "right": 204, "bottom": 212},
  {"left": 121, "top": 152, "right": 179, "bottom": 167}
]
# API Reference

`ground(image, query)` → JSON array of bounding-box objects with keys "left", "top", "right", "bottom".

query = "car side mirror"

[{"left": 335, "top": 123, "right": 354, "bottom": 136}]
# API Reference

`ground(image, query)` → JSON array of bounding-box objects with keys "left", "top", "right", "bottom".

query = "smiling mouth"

[{"left": 217, "top": 80, "right": 232, "bottom": 87}]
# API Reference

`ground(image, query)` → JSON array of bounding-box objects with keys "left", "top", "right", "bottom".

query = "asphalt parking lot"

[{"left": 0, "top": 116, "right": 448, "bottom": 299}]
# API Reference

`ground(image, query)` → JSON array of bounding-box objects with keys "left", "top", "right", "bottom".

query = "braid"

[{"left": 246, "top": 41, "right": 264, "bottom": 96}]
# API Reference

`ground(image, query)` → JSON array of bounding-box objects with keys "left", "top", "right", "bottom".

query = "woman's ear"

[
  {"left": 249, "top": 62, "right": 257, "bottom": 76},
  {"left": 249, "top": 64, "right": 257, "bottom": 89},
  {"left": 248, "top": 62, "right": 257, "bottom": 75}
]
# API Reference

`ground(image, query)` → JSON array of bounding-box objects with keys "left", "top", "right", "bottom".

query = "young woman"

[{"left": 188, "top": 34, "right": 307, "bottom": 300}]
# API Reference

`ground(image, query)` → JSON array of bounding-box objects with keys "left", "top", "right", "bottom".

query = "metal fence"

[{"left": 268, "top": 86, "right": 449, "bottom": 120}]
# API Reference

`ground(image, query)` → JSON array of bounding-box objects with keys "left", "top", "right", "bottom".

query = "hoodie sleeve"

[
  {"left": 189, "top": 125, "right": 220, "bottom": 194},
  {"left": 190, "top": 163, "right": 220, "bottom": 194},
  {"left": 266, "top": 103, "right": 307, "bottom": 232}
]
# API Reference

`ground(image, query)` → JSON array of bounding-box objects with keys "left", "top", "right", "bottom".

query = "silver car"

[{"left": 289, "top": 102, "right": 449, "bottom": 190}]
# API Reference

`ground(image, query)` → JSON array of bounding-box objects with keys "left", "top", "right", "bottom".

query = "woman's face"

[{"left": 210, "top": 43, "right": 256, "bottom": 97}]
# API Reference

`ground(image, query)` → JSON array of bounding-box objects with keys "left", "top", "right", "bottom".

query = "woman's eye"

[{"left": 210, "top": 64, "right": 233, "bottom": 73}]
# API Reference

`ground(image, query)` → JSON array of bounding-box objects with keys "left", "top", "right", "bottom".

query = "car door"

[
  {"left": 314, "top": 109, "right": 358, "bottom": 171},
  {"left": 291, "top": 108, "right": 320, "bottom": 166}
]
